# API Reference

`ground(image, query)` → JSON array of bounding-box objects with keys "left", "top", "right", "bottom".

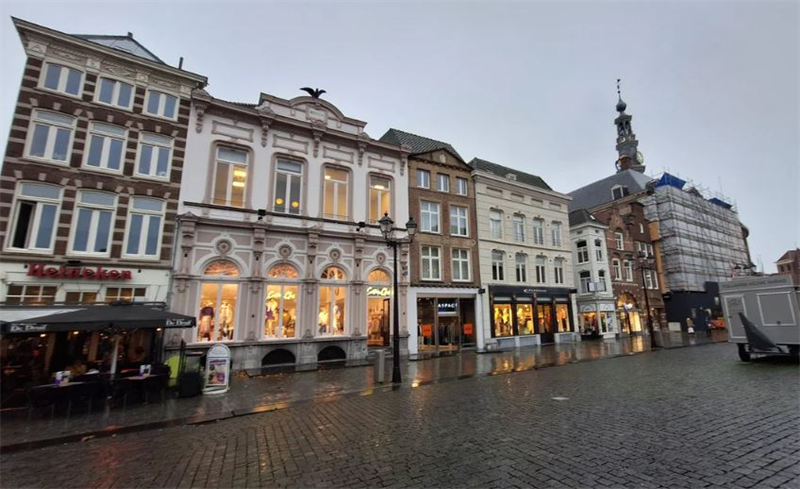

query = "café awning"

[{"left": 1, "top": 304, "right": 196, "bottom": 335}]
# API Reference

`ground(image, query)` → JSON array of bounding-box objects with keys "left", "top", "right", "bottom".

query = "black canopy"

[{"left": 2, "top": 304, "right": 196, "bottom": 335}]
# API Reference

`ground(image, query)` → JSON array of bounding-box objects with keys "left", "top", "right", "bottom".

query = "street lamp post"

[
  {"left": 378, "top": 212, "right": 417, "bottom": 384},
  {"left": 637, "top": 251, "right": 658, "bottom": 350}
]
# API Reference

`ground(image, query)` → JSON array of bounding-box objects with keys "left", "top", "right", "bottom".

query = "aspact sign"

[{"left": 27, "top": 264, "right": 133, "bottom": 281}]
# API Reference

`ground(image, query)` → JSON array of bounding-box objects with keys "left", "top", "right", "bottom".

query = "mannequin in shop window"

[
  {"left": 219, "top": 301, "right": 233, "bottom": 340},
  {"left": 199, "top": 301, "right": 215, "bottom": 342},
  {"left": 318, "top": 307, "right": 329, "bottom": 334},
  {"left": 265, "top": 298, "right": 277, "bottom": 337}
]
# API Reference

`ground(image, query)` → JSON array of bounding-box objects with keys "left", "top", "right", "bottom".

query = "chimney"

[
  {"left": 127, "top": 31, "right": 134, "bottom": 38},
  {"left": 178, "top": 57, "right": 184, "bottom": 70}
]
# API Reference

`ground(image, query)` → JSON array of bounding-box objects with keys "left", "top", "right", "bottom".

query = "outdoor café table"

[
  {"left": 28, "top": 382, "right": 86, "bottom": 417},
  {"left": 121, "top": 374, "right": 162, "bottom": 405}
]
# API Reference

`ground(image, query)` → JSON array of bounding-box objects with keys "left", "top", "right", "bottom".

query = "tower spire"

[{"left": 614, "top": 79, "right": 644, "bottom": 173}]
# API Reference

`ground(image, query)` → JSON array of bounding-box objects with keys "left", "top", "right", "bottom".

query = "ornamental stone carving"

[
  {"left": 192, "top": 88, "right": 213, "bottom": 133},
  {"left": 311, "top": 120, "right": 326, "bottom": 158},
  {"left": 357, "top": 132, "right": 371, "bottom": 166}
]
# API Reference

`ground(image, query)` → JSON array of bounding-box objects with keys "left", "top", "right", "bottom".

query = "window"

[
  {"left": 612, "top": 259, "right": 622, "bottom": 280},
  {"left": 323, "top": 167, "right": 348, "bottom": 219},
  {"left": 265, "top": 264, "right": 300, "bottom": 339},
  {"left": 491, "top": 250, "right": 504, "bottom": 281},
  {"left": 452, "top": 248, "right": 470, "bottom": 282},
  {"left": 144, "top": 90, "right": 178, "bottom": 119},
  {"left": 645, "top": 269, "right": 654, "bottom": 290},
  {"left": 369, "top": 175, "right": 391, "bottom": 222},
  {"left": 96, "top": 77, "right": 133, "bottom": 109},
  {"left": 274, "top": 159, "right": 303, "bottom": 214},
  {"left": 136, "top": 133, "right": 173, "bottom": 179},
  {"left": 515, "top": 254, "right": 527, "bottom": 282},
  {"left": 636, "top": 241, "right": 646, "bottom": 255},
  {"left": 513, "top": 214, "right": 525, "bottom": 242},
  {"left": 420, "top": 201, "right": 440, "bottom": 233},
  {"left": 639, "top": 223, "right": 645, "bottom": 234},
  {"left": 577, "top": 240, "right": 589, "bottom": 263},
  {"left": 646, "top": 243, "right": 654, "bottom": 258},
  {"left": 532, "top": 219, "right": 544, "bottom": 245},
  {"left": 199, "top": 260, "right": 240, "bottom": 342},
  {"left": 614, "top": 231, "right": 624, "bottom": 250},
  {"left": 84, "top": 122, "right": 126, "bottom": 172},
  {"left": 416, "top": 169, "right": 430, "bottom": 189},
  {"left": 7, "top": 183, "right": 62, "bottom": 252},
  {"left": 611, "top": 185, "right": 625, "bottom": 200},
  {"left": 489, "top": 210, "right": 503, "bottom": 239},
  {"left": 554, "top": 259, "right": 565, "bottom": 284},
  {"left": 41, "top": 62, "right": 82, "bottom": 96},
  {"left": 65, "top": 291, "right": 98, "bottom": 304},
  {"left": 598, "top": 270, "right": 607, "bottom": 291},
  {"left": 105, "top": 287, "right": 147, "bottom": 303},
  {"left": 580, "top": 271, "right": 592, "bottom": 293},
  {"left": 124, "top": 197, "right": 165, "bottom": 258},
  {"left": 535, "top": 256, "right": 546, "bottom": 283},
  {"left": 652, "top": 270, "right": 659, "bottom": 290},
  {"left": 421, "top": 246, "right": 442, "bottom": 280},
  {"left": 595, "top": 239, "right": 603, "bottom": 261},
  {"left": 319, "top": 266, "right": 347, "bottom": 335},
  {"left": 6, "top": 285, "right": 58, "bottom": 305},
  {"left": 450, "top": 205, "right": 468, "bottom": 236},
  {"left": 551, "top": 222, "right": 562, "bottom": 247},
  {"left": 212, "top": 146, "right": 248, "bottom": 207},
  {"left": 623, "top": 260, "right": 633, "bottom": 282},
  {"left": 26, "top": 110, "right": 76, "bottom": 163},
  {"left": 70, "top": 191, "right": 116, "bottom": 255},
  {"left": 437, "top": 174, "right": 449, "bottom": 192},
  {"left": 456, "top": 177, "right": 468, "bottom": 196}
]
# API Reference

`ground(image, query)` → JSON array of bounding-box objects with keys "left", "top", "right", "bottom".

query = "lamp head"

[
  {"left": 405, "top": 217, "right": 417, "bottom": 238},
  {"left": 378, "top": 213, "right": 394, "bottom": 238}
]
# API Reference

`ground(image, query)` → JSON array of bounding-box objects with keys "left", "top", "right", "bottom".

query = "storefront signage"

[
  {"left": 165, "top": 318, "right": 195, "bottom": 327},
  {"left": 463, "top": 323, "right": 473, "bottom": 335},
  {"left": 421, "top": 324, "right": 433, "bottom": 337},
  {"left": 204, "top": 343, "right": 231, "bottom": 394},
  {"left": 367, "top": 287, "right": 392, "bottom": 297},
  {"left": 523, "top": 288, "right": 548, "bottom": 295},
  {"left": 8, "top": 324, "right": 48, "bottom": 333},
  {"left": 437, "top": 301, "right": 457, "bottom": 314},
  {"left": 27, "top": 264, "right": 132, "bottom": 281}
]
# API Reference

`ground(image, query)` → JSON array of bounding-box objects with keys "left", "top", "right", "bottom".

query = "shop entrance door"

[
  {"left": 367, "top": 298, "right": 390, "bottom": 347},
  {"left": 437, "top": 316, "right": 460, "bottom": 352},
  {"left": 537, "top": 303, "right": 555, "bottom": 344}
]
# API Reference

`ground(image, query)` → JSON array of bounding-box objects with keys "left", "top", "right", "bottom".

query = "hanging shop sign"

[
  {"left": 367, "top": 286, "right": 392, "bottom": 297},
  {"left": 27, "top": 263, "right": 133, "bottom": 281},
  {"left": 203, "top": 343, "right": 231, "bottom": 394}
]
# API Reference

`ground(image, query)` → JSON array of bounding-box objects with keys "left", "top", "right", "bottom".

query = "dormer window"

[
  {"left": 611, "top": 185, "right": 625, "bottom": 200},
  {"left": 505, "top": 173, "right": 517, "bottom": 181}
]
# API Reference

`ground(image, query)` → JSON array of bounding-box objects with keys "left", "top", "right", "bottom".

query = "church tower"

[{"left": 614, "top": 80, "right": 645, "bottom": 173}]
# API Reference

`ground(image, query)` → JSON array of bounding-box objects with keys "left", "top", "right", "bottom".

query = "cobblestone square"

[{"left": 1, "top": 343, "right": 798, "bottom": 488}]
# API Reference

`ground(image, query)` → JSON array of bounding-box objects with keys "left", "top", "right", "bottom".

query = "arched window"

[
  {"left": 265, "top": 263, "right": 300, "bottom": 339},
  {"left": 367, "top": 268, "right": 391, "bottom": 347},
  {"left": 198, "top": 260, "right": 240, "bottom": 342},
  {"left": 319, "top": 266, "right": 347, "bottom": 336}
]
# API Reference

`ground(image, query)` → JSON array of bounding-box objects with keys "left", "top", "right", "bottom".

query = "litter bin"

[{"left": 373, "top": 350, "right": 385, "bottom": 384}]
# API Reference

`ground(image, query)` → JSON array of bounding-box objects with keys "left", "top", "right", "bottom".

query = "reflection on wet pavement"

[{"left": 0, "top": 330, "right": 727, "bottom": 449}]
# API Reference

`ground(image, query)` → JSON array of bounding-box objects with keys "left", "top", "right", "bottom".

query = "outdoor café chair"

[
  {"left": 142, "top": 375, "right": 166, "bottom": 403},
  {"left": 27, "top": 385, "right": 58, "bottom": 420},
  {"left": 66, "top": 382, "right": 97, "bottom": 416}
]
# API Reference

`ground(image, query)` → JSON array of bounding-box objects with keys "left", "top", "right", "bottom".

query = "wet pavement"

[{"left": 0, "top": 330, "right": 727, "bottom": 451}]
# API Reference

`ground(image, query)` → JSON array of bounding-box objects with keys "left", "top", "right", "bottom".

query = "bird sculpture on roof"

[{"left": 300, "top": 87, "right": 326, "bottom": 99}]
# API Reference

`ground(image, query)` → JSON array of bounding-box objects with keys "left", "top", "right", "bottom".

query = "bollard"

[{"left": 374, "top": 350, "right": 386, "bottom": 384}]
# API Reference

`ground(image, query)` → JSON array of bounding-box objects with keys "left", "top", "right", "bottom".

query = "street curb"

[{"left": 0, "top": 339, "right": 728, "bottom": 455}]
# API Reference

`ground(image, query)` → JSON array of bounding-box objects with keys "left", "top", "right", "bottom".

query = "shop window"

[
  {"left": 265, "top": 263, "right": 300, "bottom": 339},
  {"left": 551, "top": 222, "right": 562, "bottom": 247},
  {"left": 318, "top": 266, "right": 347, "bottom": 335},
  {"left": 5, "top": 285, "right": 57, "bottom": 305},
  {"left": 96, "top": 77, "right": 133, "bottom": 110},
  {"left": 198, "top": 261, "right": 241, "bottom": 342},
  {"left": 65, "top": 291, "right": 98, "bottom": 304},
  {"left": 532, "top": 218, "right": 544, "bottom": 245},
  {"left": 124, "top": 197, "right": 165, "bottom": 259},
  {"left": 368, "top": 175, "right": 391, "bottom": 223},
  {"left": 212, "top": 146, "right": 248, "bottom": 207},
  {"left": 136, "top": 133, "right": 173, "bottom": 179},
  {"left": 491, "top": 250, "right": 504, "bottom": 281},
  {"left": 416, "top": 169, "right": 430, "bottom": 189},
  {"left": 456, "top": 177, "right": 468, "bottom": 196},
  {"left": 535, "top": 256, "right": 546, "bottom": 283},
  {"left": 492, "top": 301, "right": 514, "bottom": 337},
  {"left": 513, "top": 214, "right": 525, "bottom": 242},
  {"left": 577, "top": 240, "right": 589, "bottom": 263},
  {"left": 450, "top": 205, "right": 468, "bottom": 236},
  {"left": 536, "top": 303, "right": 554, "bottom": 335},
  {"left": 515, "top": 254, "right": 527, "bottom": 282},
  {"left": 144, "top": 89, "right": 178, "bottom": 119},
  {"left": 421, "top": 246, "right": 442, "bottom": 280},
  {"left": 420, "top": 201, "right": 440, "bottom": 233},
  {"left": 104, "top": 287, "right": 146, "bottom": 302},
  {"left": 517, "top": 301, "right": 534, "bottom": 335},
  {"left": 437, "top": 174, "right": 449, "bottom": 192},
  {"left": 367, "top": 268, "right": 391, "bottom": 347},
  {"left": 26, "top": 110, "right": 76, "bottom": 163},
  {"left": 70, "top": 191, "right": 116, "bottom": 255},
  {"left": 554, "top": 258, "right": 565, "bottom": 284},
  {"left": 451, "top": 248, "right": 470, "bottom": 282},
  {"left": 274, "top": 159, "right": 303, "bottom": 215},
  {"left": 40, "top": 62, "right": 83, "bottom": 97},
  {"left": 7, "top": 183, "right": 62, "bottom": 253},
  {"left": 489, "top": 210, "right": 503, "bottom": 239},
  {"left": 84, "top": 122, "right": 127, "bottom": 172},
  {"left": 323, "top": 167, "right": 348, "bottom": 220},
  {"left": 556, "top": 303, "right": 572, "bottom": 332}
]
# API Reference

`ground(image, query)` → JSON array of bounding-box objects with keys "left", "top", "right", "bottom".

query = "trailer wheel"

[
  {"left": 737, "top": 344, "right": 751, "bottom": 362},
  {"left": 789, "top": 345, "right": 799, "bottom": 358}
]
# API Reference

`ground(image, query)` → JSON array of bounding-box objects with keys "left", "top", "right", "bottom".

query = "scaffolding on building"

[{"left": 640, "top": 170, "right": 751, "bottom": 293}]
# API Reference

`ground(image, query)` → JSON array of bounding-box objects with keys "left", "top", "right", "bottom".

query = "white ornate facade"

[{"left": 169, "top": 90, "right": 411, "bottom": 370}]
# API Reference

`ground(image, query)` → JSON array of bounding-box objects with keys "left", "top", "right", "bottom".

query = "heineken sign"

[{"left": 27, "top": 264, "right": 133, "bottom": 281}]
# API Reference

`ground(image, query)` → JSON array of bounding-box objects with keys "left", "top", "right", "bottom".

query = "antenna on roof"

[{"left": 179, "top": 57, "right": 184, "bottom": 70}]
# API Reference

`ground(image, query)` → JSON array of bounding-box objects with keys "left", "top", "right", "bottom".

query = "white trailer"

[{"left": 719, "top": 275, "right": 800, "bottom": 361}]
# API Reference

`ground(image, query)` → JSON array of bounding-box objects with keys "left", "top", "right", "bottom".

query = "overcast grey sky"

[{"left": 1, "top": 1, "right": 797, "bottom": 272}]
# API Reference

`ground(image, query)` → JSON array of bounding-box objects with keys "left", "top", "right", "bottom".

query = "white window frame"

[
  {"left": 532, "top": 219, "right": 544, "bottom": 245},
  {"left": 39, "top": 62, "right": 84, "bottom": 98},
  {"left": 416, "top": 169, "right": 430, "bottom": 189},
  {"left": 450, "top": 205, "right": 469, "bottom": 237},
  {"left": 456, "top": 177, "right": 469, "bottom": 196},
  {"left": 595, "top": 240, "right": 603, "bottom": 261},
  {"left": 451, "top": 248, "right": 471, "bottom": 282},
  {"left": 5, "top": 182, "right": 63, "bottom": 254},
  {"left": 5, "top": 284, "right": 58, "bottom": 305},
  {"left": 623, "top": 260, "right": 633, "bottom": 282},
  {"left": 491, "top": 251, "right": 504, "bottom": 281},
  {"left": 554, "top": 259, "right": 565, "bottom": 284},
  {"left": 489, "top": 210, "right": 503, "bottom": 239},
  {"left": 437, "top": 174, "right": 450, "bottom": 192},
  {"left": 513, "top": 214, "right": 525, "bottom": 242},
  {"left": 68, "top": 190, "right": 117, "bottom": 257},
  {"left": 421, "top": 246, "right": 442, "bottom": 281},
  {"left": 551, "top": 222, "right": 562, "bottom": 247},
  {"left": 144, "top": 89, "right": 179, "bottom": 120},
  {"left": 212, "top": 146, "right": 249, "bottom": 207},
  {"left": 614, "top": 231, "right": 624, "bottom": 250},
  {"left": 123, "top": 197, "right": 165, "bottom": 260},
  {"left": 369, "top": 175, "right": 392, "bottom": 223},
  {"left": 420, "top": 201, "right": 441, "bottom": 234},
  {"left": 323, "top": 166, "right": 349, "bottom": 220},
  {"left": 645, "top": 269, "right": 654, "bottom": 290},
  {"left": 135, "top": 132, "right": 173, "bottom": 180},
  {"left": 612, "top": 259, "right": 622, "bottom": 280},
  {"left": 274, "top": 159, "right": 304, "bottom": 215},
  {"left": 24, "top": 109, "right": 77, "bottom": 164},
  {"left": 515, "top": 254, "right": 527, "bottom": 283},
  {"left": 104, "top": 287, "right": 147, "bottom": 303},
  {"left": 577, "top": 241, "right": 589, "bottom": 264},
  {"left": 83, "top": 122, "right": 127, "bottom": 173},
  {"left": 580, "top": 271, "right": 592, "bottom": 293},
  {"left": 94, "top": 76, "right": 134, "bottom": 111},
  {"left": 535, "top": 257, "right": 547, "bottom": 284}
]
